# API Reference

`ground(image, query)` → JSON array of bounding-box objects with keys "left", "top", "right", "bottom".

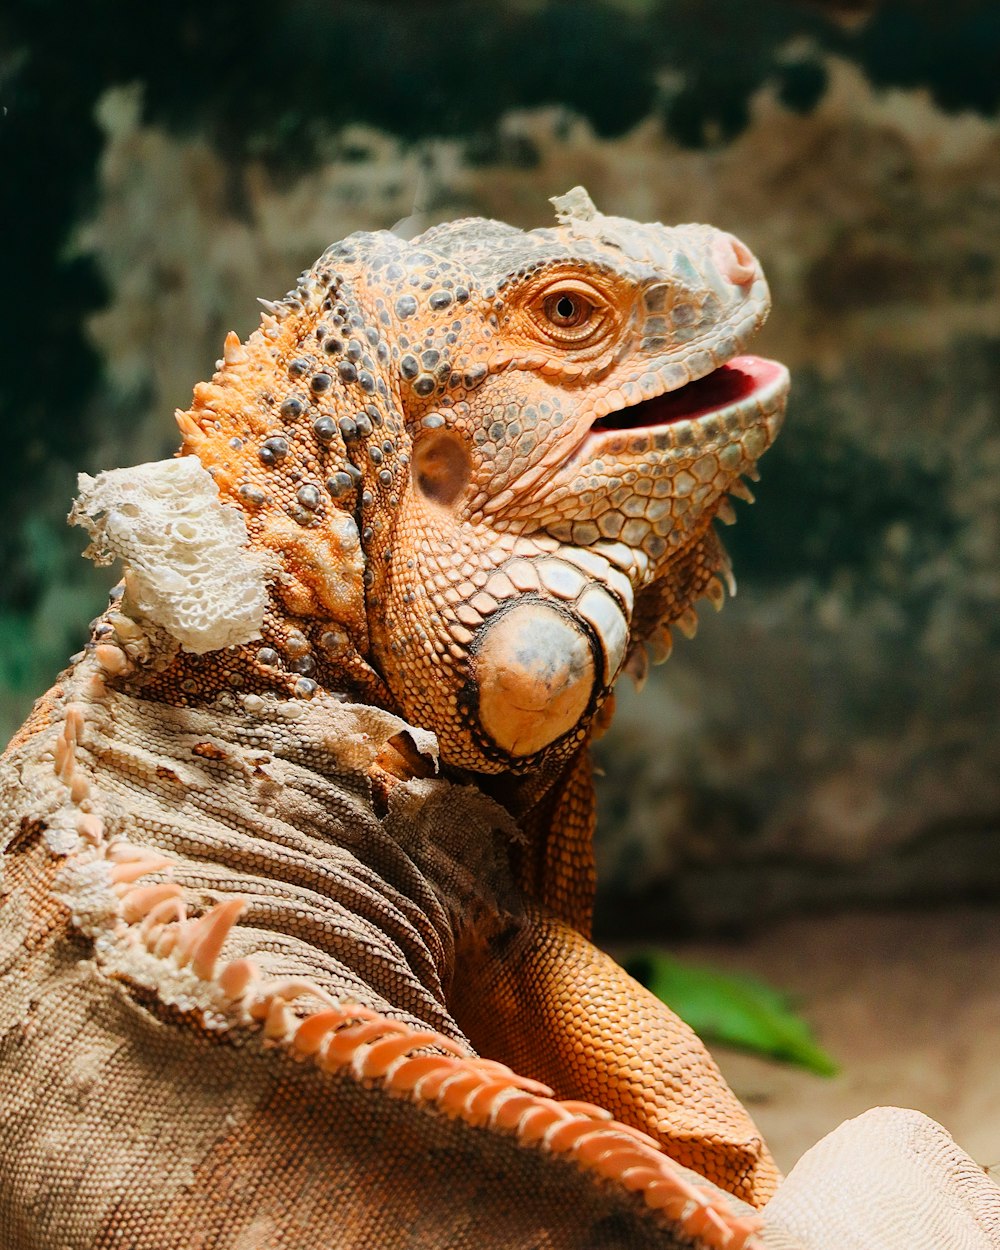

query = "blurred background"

[{"left": 2, "top": 0, "right": 998, "bottom": 1167}]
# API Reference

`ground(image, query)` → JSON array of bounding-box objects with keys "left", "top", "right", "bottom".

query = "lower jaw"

[{"left": 589, "top": 355, "right": 789, "bottom": 447}]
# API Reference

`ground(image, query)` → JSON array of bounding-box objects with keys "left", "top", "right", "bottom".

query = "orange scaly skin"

[{"left": 0, "top": 190, "right": 790, "bottom": 1249}]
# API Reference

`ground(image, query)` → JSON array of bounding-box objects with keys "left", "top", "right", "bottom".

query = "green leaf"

[{"left": 624, "top": 952, "right": 838, "bottom": 1076}]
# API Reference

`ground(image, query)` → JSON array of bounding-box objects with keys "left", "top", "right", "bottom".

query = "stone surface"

[{"left": 657, "top": 907, "right": 1000, "bottom": 1174}]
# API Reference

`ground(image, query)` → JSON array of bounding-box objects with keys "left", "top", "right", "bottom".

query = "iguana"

[{"left": 1, "top": 188, "right": 996, "bottom": 1250}]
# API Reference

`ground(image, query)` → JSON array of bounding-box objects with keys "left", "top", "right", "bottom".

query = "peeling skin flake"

[{"left": 70, "top": 456, "right": 267, "bottom": 654}]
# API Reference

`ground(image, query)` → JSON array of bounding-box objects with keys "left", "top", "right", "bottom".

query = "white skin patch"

[
  {"left": 71, "top": 457, "right": 266, "bottom": 654},
  {"left": 474, "top": 603, "right": 595, "bottom": 757}
]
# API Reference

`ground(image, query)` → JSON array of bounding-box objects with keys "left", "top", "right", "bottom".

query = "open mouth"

[{"left": 592, "top": 355, "right": 786, "bottom": 433}]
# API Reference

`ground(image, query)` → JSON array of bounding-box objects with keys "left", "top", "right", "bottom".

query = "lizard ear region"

[
  {"left": 473, "top": 603, "right": 597, "bottom": 758},
  {"left": 412, "top": 429, "right": 471, "bottom": 507}
]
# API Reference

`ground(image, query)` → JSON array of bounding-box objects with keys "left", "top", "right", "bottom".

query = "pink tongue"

[{"left": 593, "top": 355, "right": 776, "bottom": 431}]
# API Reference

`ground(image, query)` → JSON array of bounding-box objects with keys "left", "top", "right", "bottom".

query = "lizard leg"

[{"left": 451, "top": 905, "right": 780, "bottom": 1208}]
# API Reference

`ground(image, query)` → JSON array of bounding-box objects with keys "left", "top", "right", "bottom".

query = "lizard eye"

[
  {"left": 545, "top": 292, "right": 590, "bottom": 327},
  {"left": 531, "top": 281, "right": 609, "bottom": 345}
]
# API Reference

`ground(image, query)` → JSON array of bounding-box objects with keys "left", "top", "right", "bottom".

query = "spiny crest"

[{"left": 159, "top": 249, "right": 411, "bottom": 705}]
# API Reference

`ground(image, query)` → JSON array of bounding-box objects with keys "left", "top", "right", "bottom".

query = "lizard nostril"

[{"left": 713, "top": 234, "right": 756, "bottom": 288}]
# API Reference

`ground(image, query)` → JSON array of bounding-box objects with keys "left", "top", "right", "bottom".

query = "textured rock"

[{"left": 670, "top": 907, "right": 1000, "bottom": 1171}]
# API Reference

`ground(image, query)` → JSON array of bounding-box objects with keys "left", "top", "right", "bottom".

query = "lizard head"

[
  {"left": 368, "top": 188, "right": 788, "bottom": 774},
  {"left": 170, "top": 189, "right": 787, "bottom": 779}
]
